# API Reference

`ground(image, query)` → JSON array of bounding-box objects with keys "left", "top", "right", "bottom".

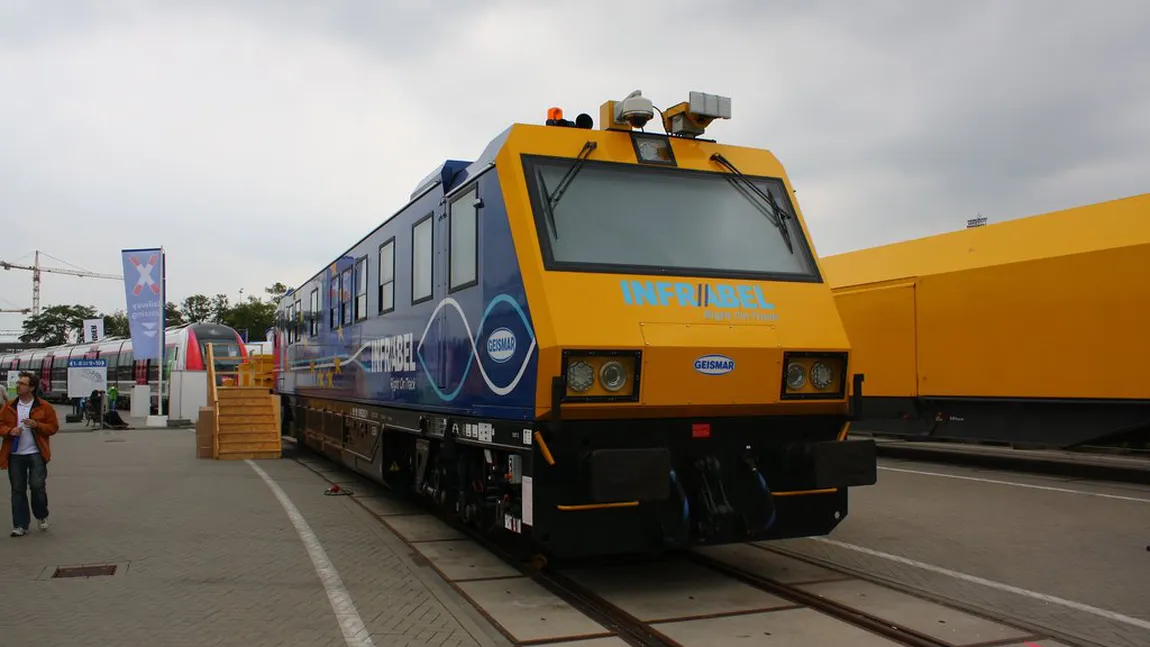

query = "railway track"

[{"left": 289, "top": 444, "right": 1083, "bottom": 647}]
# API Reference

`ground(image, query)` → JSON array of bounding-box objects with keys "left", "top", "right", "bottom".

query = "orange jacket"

[{"left": 0, "top": 396, "right": 59, "bottom": 469}]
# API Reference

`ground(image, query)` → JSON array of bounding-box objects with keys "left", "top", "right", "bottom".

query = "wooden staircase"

[
  {"left": 214, "top": 387, "right": 281, "bottom": 459},
  {"left": 201, "top": 344, "right": 282, "bottom": 460}
]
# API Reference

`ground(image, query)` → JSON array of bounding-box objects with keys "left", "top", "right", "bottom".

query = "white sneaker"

[
  {"left": 10, "top": 527, "right": 26, "bottom": 537},
  {"left": 37, "top": 519, "right": 49, "bottom": 531}
]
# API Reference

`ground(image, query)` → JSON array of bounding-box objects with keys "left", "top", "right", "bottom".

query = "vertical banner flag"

[
  {"left": 121, "top": 248, "right": 165, "bottom": 360},
  {"left": 82, "top": 318, "right": 104, "bottom": 344}
]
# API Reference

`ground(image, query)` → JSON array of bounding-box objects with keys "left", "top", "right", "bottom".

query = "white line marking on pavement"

[
  {"left": 878, "top": 466, "right": 1150, "bottom": 503},
  {"left": 812, "top": 537, "right": 1150, "bottom": 632},
  {"left": 247, "top": 460, "right": 376, "bottom": 647}
]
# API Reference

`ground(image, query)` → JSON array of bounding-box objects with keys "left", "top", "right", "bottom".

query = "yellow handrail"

[{"left": 206, "top": 343, "right": 219, "bottom": 460}]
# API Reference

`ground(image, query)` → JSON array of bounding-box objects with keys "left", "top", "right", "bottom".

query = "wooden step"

[
  {"left": 217, "top": 425, "right": 276, "bottom": 434},
  {"left": 218, "top": 413, "right": 274, "bottom": 423},
  {"left": 220, "top": 413, "right": 275, "bottom": 422},
  {"left": 217, "top": 431, "right": 279, "bottom": 444},
  {"left": 218, "top": 425, "right": 278, "bottom": 434},
  {"left": 217, "top": 450, "right": 281, "bottom": 460},
  {"left": 218, "top": 440, "right": 282, "bottom": 453},
  {"left": 218, "top": 397, "right": 274, "bottom": 409},
  {"left": 218, "top": 414, "right": 275, "bottom": 425},
  {"left": 218, "top": 408, "right": 274, "bottom": 417},
  {"left": 217, "top": 386, "right": 272, "bottom": 396}
]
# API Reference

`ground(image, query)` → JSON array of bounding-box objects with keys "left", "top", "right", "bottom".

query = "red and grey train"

[{"left": 0, "top": 322, "right": 248, "bottom": 410}]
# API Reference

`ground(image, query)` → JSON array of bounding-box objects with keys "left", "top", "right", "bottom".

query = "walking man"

[{"left": 0, "top": 371, "right": 59, "bottom": 537}]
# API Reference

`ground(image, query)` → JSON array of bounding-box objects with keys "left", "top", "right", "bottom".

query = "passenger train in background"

[
  {"left": 0, "top": 322, "right": 248, "bottom": 412},
  {"left": 273, "top": 89, "right": 878, "bottom": 558}
]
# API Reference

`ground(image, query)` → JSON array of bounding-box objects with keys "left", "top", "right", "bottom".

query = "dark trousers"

[{"left": 8, "top": 453, "right": 48, "bottom": 530}]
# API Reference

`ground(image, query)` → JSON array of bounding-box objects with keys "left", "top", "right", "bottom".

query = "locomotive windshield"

[{"left": 525, "top": 155, "right": 820, "bottom": 280}]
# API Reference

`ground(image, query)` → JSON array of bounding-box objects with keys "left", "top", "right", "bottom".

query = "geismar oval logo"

[
  {"left": 486, "top": 328, "right": 517, "bottom": 364},
  {"left": 694, "top": 354, "right": 735, "bottom": 375}
]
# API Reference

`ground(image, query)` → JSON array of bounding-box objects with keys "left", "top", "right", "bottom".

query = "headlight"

[
  {"left": 786, "top": 362, "right": 806, "bottom": 389},
  {"left": 810, "top": 362, "right": 833, "bottom": 390},
  {"left": 599, "top": 361, "right": 627, "bottom": 392},
  {"left": 561, "top": 350, "right": 641, "bottom": 402},
  {"left": 780, "top": 352, "right": 847, "bottom": 400},
  {"left": 567, "top": 361, "right": 595, "bottom": 392}
]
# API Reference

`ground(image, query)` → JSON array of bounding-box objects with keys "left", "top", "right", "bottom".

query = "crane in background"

[{"left": 0, "top": 250, "right": 122, "bottom": 316}]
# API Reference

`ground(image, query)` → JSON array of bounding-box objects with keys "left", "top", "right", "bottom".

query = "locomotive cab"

[
  {"left": 501, "top": 91, "right": 878, "bottom": 556},
  {"left": 275, "top": 89, "right": 877, "bottom": 560}
]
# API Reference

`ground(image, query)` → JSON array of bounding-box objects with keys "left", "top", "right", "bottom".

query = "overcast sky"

[{"left": 2, "top": 0, "right": 1147, "bottom": 338}]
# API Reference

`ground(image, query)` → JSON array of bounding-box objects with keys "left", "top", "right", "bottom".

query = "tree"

[
  {"left": 165, "top": 302, "right": 185, "bottom": 326},
  {"left": 222, "top": 296, "right": 276, "bottom": 341},
  {"left": 211, "top": 294, "right": 230, "bottom": 323},
  {"left": 102, "top": 311, "right": 130, "bottom": 338},
  {"left": 181, "top": 294, "right": 213, "bottom": 323},
  {"left": 19, "top": 305, "right": 98, "bottom": 345},
  {"left": 265, "top": 282, "right": 289, "bottom": 302}
]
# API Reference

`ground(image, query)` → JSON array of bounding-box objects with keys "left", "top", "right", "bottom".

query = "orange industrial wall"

[
  {"left": 913, "top": 242, "right": 1150, "bottom": 400},
  {"left": 831, "top": 239, "right": 1150, "bottom": 402},
  {"left": 826, "top": 194, "right": 1150, "bottom": 403}
]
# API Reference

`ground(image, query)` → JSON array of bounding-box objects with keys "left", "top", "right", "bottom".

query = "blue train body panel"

[{"left": 280, "top": 130, "right": 538, "bottom": 422}]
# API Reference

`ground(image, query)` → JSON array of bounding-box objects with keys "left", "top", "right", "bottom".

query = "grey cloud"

[{"left": 729, "top": 1, "right": 1150, "bottom": 251}]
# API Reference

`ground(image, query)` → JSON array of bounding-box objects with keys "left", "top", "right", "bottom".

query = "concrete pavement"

[{"left": 0, "top": 426, "right": 508, "bottom": 647}]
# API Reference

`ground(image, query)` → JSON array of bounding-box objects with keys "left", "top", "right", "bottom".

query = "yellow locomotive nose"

[{"left": 637, "top": 322, "right": 781, "bottom": 406}]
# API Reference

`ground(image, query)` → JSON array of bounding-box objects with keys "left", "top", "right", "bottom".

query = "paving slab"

[
  {"left": 654, "top": 607, "right": 903, "bottom": 646},
  {"left": 455, "top": 577, "right": 611, "bottom": 643},
  {"left": 386, "top": 513, "right": 468, "bottom": 543},
  {"left": 797, "top": 578, "right": 1033, "bottom": 646},
  {"left": 547, "top": 638, "right": 630, "bottom": 647},
  {"left": 561, "top": 559, "right": 794, "bottom": 623},
  {"left": 354, "top": 493, "right": 425, "bottom": 517},
  {"left": 695, "top": 543, "right": 848, "bottom": 584},
  {"left": 415, "top": 539, "right": 523, "bottom": 581}
]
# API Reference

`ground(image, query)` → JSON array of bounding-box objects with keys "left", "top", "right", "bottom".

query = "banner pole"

[{"left": 158, "top": 246, "right": 166, "bottom": 418}]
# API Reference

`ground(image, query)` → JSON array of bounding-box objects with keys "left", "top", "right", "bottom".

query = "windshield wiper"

[
  {"left": 537, "top": 170, "right": 559, "bottom": 238},
  {"left": 540, "top": 140, "right": 597, "bottom": 240},
  {"left": 547, "top": 141, "right": 597, "bottom": 212},
  {"left": 710, "top": 152, "right": 793, "bottom": 253}
]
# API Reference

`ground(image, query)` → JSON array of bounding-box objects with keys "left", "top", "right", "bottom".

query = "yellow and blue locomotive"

[{"left": 274, "top": 89, "right": 876, "bottom": 557}]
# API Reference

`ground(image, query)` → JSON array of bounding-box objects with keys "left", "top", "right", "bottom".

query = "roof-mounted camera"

[
  {"left": 600, "top": 89, "right": 655, "bottom": 131},
  {"left": 614, "top": 90, "right": 654, "bottom": 129}
]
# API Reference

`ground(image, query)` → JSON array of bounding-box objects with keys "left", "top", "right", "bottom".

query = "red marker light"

[{"left": 691, "top": 423, "right": 711, "bottom": 439}]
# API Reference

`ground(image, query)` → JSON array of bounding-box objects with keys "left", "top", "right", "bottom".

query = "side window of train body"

[
  {"left": 330, "top": 272, "right": 339, "bottom": 329},
  {"left": 354, "top": 257, "right": 367, "bottom": 321},
  {"left": 340, "top": 267, "right": 352, "bottom": 326},
  {"left": 309, "top": 288, "right": 319, "bottom": 336},
  {"left": 412, "top": 213, "right": 434, "bottom": 305},
  {"left": 284, "top": 303, "right": 293, "bottom": 343},
  {"left": 293, "top": 298, "right": 302, "bottom": 339},
  {"left": 378, "top": 237, "right": 395, "bottom": 314},
  {"left": 449, "top": 184, "right": 479, "bottom": 293}
]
